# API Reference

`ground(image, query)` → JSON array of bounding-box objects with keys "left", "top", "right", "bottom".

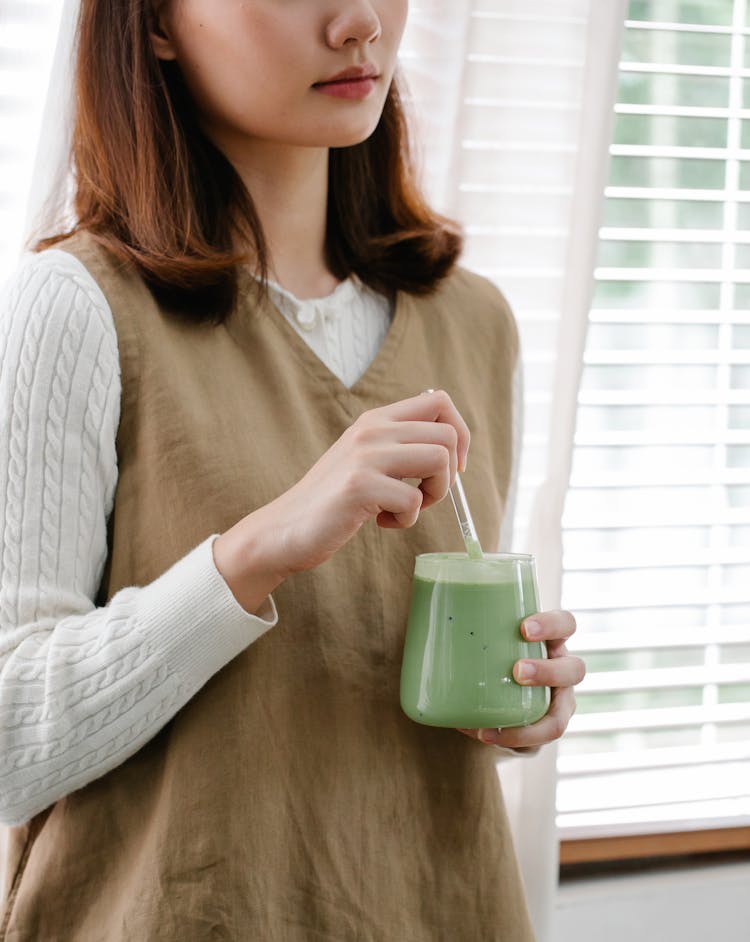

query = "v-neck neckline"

[{"left": 236, "top": 267, "right": 410, "bottom": 404}]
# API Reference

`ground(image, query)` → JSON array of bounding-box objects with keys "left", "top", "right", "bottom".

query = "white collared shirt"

[{"left": 262, "top": 273, "right": 393, "bottom": 388}]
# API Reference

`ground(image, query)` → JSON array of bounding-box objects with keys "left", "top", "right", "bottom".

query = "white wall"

[{"left": 553, "top": 860, "right": 750, "bottom": 942}]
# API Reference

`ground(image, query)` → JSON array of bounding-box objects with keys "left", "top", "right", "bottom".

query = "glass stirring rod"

[
  {"left": 448, "top": 473, "right": 484, "bottom": 560},
  {"left": 421, "top": 389, "right": 484, "bottom": 560}
]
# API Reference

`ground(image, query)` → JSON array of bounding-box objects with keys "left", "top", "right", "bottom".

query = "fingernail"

[
  {"left": 515, "top": 661, "right": 537, "bottom": 683},
  {"left": 523, "top": 619, "right": 541, "bottom": 639},
  {"left": 479, "top": 729, "right": 495, "bottom": 744},
  {"left": 460, "top": 452, "right": 468, "bottom": 473}
]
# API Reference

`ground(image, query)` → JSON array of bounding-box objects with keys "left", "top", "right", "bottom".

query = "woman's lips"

[{"left": 312, "top": 76, "right": 378, "bottom": 99}]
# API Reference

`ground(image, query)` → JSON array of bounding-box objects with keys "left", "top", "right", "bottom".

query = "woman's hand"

[
  {"left": 456, "top": 609, "right": 585, "bottom": 750},
  {"left": 214, "top": 389, "right": 470, "bottom": 604}
]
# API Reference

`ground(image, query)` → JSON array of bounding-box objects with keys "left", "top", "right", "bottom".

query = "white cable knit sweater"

[{"left": 0, "top": 248, "right": 522, "bottom": 827}]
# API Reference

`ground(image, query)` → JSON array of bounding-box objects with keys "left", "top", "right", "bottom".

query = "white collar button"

[{"left": 295, "top": 305, "right": 317, "bottom": 331}]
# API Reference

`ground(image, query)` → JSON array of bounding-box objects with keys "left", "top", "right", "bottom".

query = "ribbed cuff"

[{"left": 135, "top": 535, "right": 279, "bottom": 689}]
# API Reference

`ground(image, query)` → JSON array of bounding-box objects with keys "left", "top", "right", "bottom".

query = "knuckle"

[
  {"left": 349, "top": 447, "right": 378, "bottom": 475},
  {"left": 361, "top": 403, "right": 384, "bottom": 421},
  {"left": 344, "top": 467, "right": 371, "bottom": 496},
  {"left": 430, "top": 444, "right": 450, "bottom": 469},
  {"left": 349, "top": 422, "right": 375, "bottom": 448}
]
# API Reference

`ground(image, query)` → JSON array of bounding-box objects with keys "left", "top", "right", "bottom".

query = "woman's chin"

[{"left": 321, "top": 120, "right": 382, "bottom": 149}]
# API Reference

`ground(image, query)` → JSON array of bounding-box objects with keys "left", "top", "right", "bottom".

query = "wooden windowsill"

[{"left": 560, "top": 827, "right": 750, "bottom": 866}]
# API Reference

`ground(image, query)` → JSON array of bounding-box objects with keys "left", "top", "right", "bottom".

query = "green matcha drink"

[{"left": 400, "top": 553, "right": 549, "bottom": 729}]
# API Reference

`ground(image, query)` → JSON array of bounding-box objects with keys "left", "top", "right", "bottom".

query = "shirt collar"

[{"left": 255, "top": 274, "right": 361, "bottom": 331}]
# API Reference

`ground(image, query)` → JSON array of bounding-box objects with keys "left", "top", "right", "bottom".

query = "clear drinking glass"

[{"left": 400, "top": 553, "right": 550, "bottom": 729}]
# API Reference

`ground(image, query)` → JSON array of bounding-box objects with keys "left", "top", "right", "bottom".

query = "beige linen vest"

[{"left": 1, "top": 230, "right": 535, "bottom": 941}]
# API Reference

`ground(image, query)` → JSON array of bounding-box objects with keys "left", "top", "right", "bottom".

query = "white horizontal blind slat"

[{"left": 558, "top": 0, "right": 750, "bottom": 840}]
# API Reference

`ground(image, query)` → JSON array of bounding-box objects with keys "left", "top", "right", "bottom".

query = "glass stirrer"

[{"left": 421, "top": 389, "right": 483, "bottom": 560}]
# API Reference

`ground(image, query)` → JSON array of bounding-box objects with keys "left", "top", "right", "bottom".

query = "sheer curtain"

[
  {"left": 21, "top": 0, "right": 77, "bottom": 254},
  {"left": 400, "top": 2, "right": 626, "bottom": 938},
  {"left": 0, "top": 0, "right": 64, "bottom": 278},
  {"left": 6, "top": 1, "right": 626, "bottom": 938}
]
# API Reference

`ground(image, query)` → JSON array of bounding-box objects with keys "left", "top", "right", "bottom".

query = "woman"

[{"left": 0, "top": 1, "right": 585, "bottom": 939}]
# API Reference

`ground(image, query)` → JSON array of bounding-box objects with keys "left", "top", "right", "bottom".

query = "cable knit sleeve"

[{"left": 0, "top": 250, "right": 279, "bottom": 827}]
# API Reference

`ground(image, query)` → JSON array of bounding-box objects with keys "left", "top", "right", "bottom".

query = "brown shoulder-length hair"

[{"left": 32, "top": 0, "right": 463, "bottom": 324}]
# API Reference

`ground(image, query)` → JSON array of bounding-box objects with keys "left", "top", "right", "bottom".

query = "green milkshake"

[{"left": 400, "top": 553, "right": 549, "bottom": 729}]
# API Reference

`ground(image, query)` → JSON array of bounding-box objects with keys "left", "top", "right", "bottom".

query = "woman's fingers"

[
  {"left": 454, "top": 606, "right": 584, "bottom": 750},
  {"left": 391, "top": 420, "right": 458, "bottom": 505},
  {"left": 463, "top": 686, "right": 578, "bottom": 750},
  {"left": 365, "top": 443, "right": 449, "bottom": 525},
  {"left": 518, "top": 611, "right": 585, "bottom": 687},
  {"left": 513, "top": 652, "right": 586, "bottom": 689},
  {"left": 371, "top": 474, "right": 426, "bottom": 529},
  {"left": 373, "top": 439, "right": 453, "bottom": 512},
  {"left": 385, "top": 389, "right": 471, "bottom": 470},
  {"left": 374, "top": 442, "right": 451, "bottom": 482},
  {"left": 521, "top": 609, "right": 577, "bottom": 644},
  {"left": 348, "top": 390, "right": 470, "bottom": 522}
]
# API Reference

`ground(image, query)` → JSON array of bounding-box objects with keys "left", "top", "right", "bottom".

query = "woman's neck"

[{"left": 224, "top": 138, "right": 339, "bottom": 299}]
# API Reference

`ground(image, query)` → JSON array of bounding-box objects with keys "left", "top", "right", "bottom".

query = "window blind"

[
  {"left": 557, "top": 0, "right": 750, "bottom": 839},
  {"left": 0, "top": 0, "right": 60, "bottom": 281}
]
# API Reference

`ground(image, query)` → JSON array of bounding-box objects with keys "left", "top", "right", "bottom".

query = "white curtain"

[
  {"left": 21, "top": 0, "right": 77, "bottom": 254},
  {"left": 506, "top": 7, "right": 627, "bottom": 939},
  {"left": 9, "top": 1, "right": 627, "bottom": 938},
  {"left": 401, "top": 2, "right": 626, "bottom": 938}
]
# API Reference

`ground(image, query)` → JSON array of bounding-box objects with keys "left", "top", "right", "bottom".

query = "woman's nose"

[{"left": 325, "top": 3, "right": 382, "bottom": 47}]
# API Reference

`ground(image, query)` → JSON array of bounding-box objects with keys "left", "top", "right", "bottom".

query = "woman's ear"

[{"left": 148, "top": 3, "right": 179, "bottom": 61}]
